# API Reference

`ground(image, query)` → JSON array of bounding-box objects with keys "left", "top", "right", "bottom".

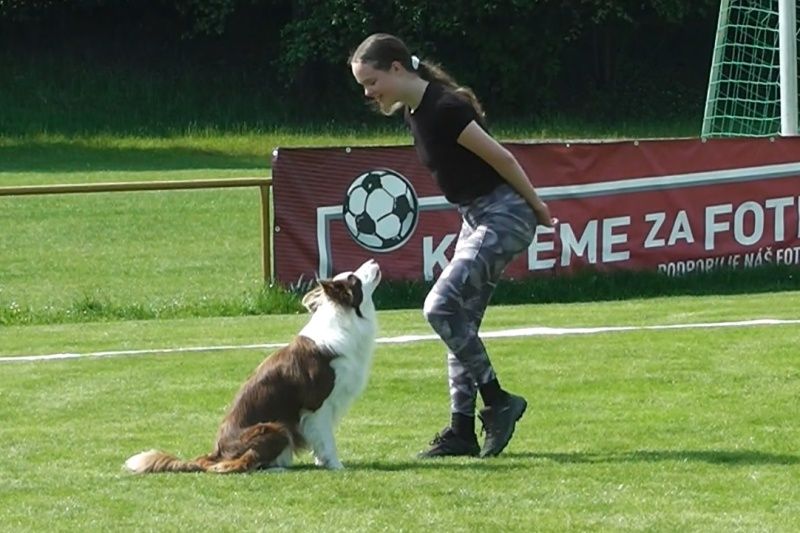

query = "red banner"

[{"left": 272, "top": 138, "right": 800, "bottom": 284}]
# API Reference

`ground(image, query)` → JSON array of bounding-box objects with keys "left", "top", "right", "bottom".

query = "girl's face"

[{"left": 351, "top": 60, "right": 405, "bottom": 114}]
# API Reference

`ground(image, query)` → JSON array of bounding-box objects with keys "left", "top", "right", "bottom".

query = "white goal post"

[
  {"left": 779, "top": 0, "right": 798, "bottom": 134},
  {"left": 703, "top": 0, "right": 799, "bottom": 137}
]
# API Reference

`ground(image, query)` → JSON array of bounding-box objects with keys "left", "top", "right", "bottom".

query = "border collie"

[{"left": 125, "top": 259, "right": 381, "bottom": 473}]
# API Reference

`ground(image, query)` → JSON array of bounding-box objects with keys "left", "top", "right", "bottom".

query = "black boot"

[
  {"left": 417, "top": 427, "right": 480, "bottom": 458},
  {"left": 478, "top": 393, "right": 527, "bottom": 457}
]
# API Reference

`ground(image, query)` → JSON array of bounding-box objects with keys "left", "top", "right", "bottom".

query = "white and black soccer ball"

[{"left": 342, "top": 169, "right": 419, "bottom": 252}]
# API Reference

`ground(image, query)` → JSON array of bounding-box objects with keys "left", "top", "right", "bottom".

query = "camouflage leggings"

[{"left": 423, "top": 184, "right": 537, "bottom": 416}]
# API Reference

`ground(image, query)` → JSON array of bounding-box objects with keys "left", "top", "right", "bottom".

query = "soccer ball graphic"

[{"left": 342, "top": 169, "right": 420, "bottom": 252}]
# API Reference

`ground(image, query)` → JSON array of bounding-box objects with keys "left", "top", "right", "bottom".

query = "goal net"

[{"left": 702, "top": 0, "right": 799, "bottom": 137}]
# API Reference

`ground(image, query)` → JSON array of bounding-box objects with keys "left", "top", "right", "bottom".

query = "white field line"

[{"left": 2, "top": 318, "right": 799, "bottom": 364}]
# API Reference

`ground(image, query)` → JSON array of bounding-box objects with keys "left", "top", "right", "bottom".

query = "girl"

[{"left": 350, "top": 33, "right": 555, "bottom": 458}]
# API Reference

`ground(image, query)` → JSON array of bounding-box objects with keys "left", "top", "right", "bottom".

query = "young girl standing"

[{"left": 350, "top": 33, "right": 555, "bottom": 458}]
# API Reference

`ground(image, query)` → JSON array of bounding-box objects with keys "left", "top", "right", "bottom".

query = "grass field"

[
  {"left": 1, "top": 123, "right": 729, "bottom": 326},
  {"left": 2, "top": 293, "right": 800, "bottom": 531},
  {"left": 4, "top": 44, "right": 798, "bottom": 530},
  {"left": 0, "top": 129, "right": 412, "bottom": 323},
  {"left": 3, "top": 112, "right": 799, "bottom": 530}
]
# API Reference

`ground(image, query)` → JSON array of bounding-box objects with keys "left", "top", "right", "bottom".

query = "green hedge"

[{"left": 1, "top": 1, "right": 718, "bottom": 132}]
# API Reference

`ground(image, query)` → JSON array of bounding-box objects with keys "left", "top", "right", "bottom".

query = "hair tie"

[{"left": 410, "top": 55, "right": 420, "bottom": 70}]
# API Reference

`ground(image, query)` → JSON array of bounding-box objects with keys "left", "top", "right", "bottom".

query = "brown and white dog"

[{"left": 124, "top": 259, "right": 381, "bottom": 473}]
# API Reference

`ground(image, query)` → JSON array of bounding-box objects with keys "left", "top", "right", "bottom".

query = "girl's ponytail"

[{"left": 415, "top": 59, "right": 485, "bottom": 122}]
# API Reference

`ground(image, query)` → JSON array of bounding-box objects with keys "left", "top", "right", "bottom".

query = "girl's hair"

[{"left": 349, "top": 33, "right": 485, "bottom": 120}]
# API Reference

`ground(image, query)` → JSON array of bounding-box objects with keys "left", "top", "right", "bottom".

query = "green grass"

[
  {"left": 0, "top": 179, "right": 270, "bottom": 315},
  {"left": 2, "top": 294, "right": 800, "bottom": 531},
  {"left": 0, "top": 130, "right": 417, "bottom": 176},
  {"left": 0, "top": 128, "right": 409, "bottom": 318},
  {"left": 3, "top": 47, "right": 796, "bottom": 531},
  {"left": 0, "top": 116, "right": 697, "bottom": 177},
  {"left": 4, "top": 127, "right": 800, "bottom": 327},
  {"left": 0, "top": 131, "right": 316, "bottom": 323},
  {"left": 0, "top": 68, "right": 705, "bottom": 326},
  {"left": 1, "top": 291, "right": 799, "bottom": 357}
]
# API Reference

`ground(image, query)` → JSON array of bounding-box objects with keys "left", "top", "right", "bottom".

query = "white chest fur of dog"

[
  {"left": 124, "top": 259, "right": 381, "bottom": 474},
  {"left": 296, "top": 262, "right": 380, "bottom": 469}
]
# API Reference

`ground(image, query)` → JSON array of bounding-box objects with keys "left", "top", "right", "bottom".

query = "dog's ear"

[
  {"left": 301, "top": 283, "right": 324, "bottom": 313},
  {"left": 319, "top": 277, "right": 364, "bottom": 317},
  {"left": 318, "top": 279, "right": 347, "bottom": 304},
  {"left": 346, "top": 274, "right": 364, "bottom": 315}
]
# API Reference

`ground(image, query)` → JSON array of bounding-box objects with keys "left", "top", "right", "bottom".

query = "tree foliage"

[{"left": 1, "top": 0, "right": 719, "bottom": 122}]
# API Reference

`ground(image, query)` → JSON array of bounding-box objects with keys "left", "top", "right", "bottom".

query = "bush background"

[{"left": 0, "top": 0, "right": 718, "bottom": 135}]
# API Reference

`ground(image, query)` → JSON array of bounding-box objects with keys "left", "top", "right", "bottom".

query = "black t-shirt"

[{"left": 405, "top": 82, "right": 504, "bottom": 205}]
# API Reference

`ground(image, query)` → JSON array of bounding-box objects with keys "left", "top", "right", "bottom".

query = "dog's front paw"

[
  {"left": 208, "top": 460, "right": 249, "bottom": 474},
  {"left": 208, "top": 462, "right": 231, "bottom": 474},
  {"left": 314, "top": 456, "right": 344, "bottom": 470}
]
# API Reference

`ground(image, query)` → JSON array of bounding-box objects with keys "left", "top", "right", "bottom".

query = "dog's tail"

[
  {"left": 124, "top": 449, "right": 209, "bottom": 474},
  {"left": 125, "top": 422, "right": 299, "bottom": 474}
]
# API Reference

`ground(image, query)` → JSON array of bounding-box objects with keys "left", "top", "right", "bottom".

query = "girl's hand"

[{"left": 531, "top": 201, "right": 557, "bottom": 228}]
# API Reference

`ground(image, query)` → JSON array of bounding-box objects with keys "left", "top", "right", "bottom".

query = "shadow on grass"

[
  {"left": 307, "top": 449, "right": 800, "bottom": 472},
  {"left": 285, "top": 461, "right": 526, "bottom": 472},
  {"left": 0, "top": 141, "right": 266, "bottom": 173},
  {"left": 504, "top": 449, "right": 800, "bottom": 465}
]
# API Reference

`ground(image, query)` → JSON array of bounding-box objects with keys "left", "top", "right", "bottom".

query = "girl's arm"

[{"left": 457, "top": 121, "right": 554, "bottom": 227}]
